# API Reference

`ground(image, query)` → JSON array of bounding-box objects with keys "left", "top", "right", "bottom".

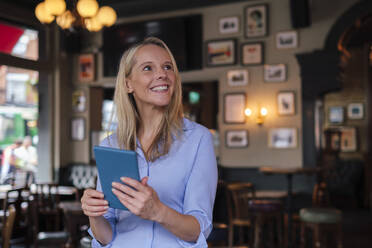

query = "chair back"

[
  {"left": 35, "top": 183, "right": 61, "bottom": 210},
  {"left": 1, "top": 205, "right": 16, "bottom": 248},
  {"left": 226, "top": 182, "right": 255, "bottom": 220}
]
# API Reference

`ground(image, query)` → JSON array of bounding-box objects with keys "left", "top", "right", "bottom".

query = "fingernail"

[
  {"left": 120, "top": 177, "right": 125, "bottom": 181},
  {"left": 104, "top": 206, "right": 109, "bottom": 209}
]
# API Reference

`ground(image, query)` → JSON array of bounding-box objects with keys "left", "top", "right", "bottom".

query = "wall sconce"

[{"left": 245, "top": 106, "right": 268, "bottom": 125}]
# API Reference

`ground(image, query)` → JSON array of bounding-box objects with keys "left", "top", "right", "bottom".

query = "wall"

[{"left": 65, "top": 0, "right": 359, "bottom": 169}]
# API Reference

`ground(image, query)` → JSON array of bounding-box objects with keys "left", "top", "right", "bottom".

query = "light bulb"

[
  {"left": 45, "top": 0, "right": 66, "bottom": 16},
  {"left": 35, "top": 2, "right": 55, "bottom": 24},
  {"left": 77, "top": 0, "right": 99, "bottom": 18},
  {"left": 260, "top": 107, "right": 268, "bottom": 116},
  {"left": 245, "top": 108, "right": 252, "bottom": 117},
  {"left": 96, "top": 6, "right": 117, "bottom": 26}
]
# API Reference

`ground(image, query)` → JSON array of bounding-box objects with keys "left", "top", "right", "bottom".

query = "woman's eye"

[
  {"left": 164, "top": 64, "right": 173, "bottom": 70},
  {"left": 143, "top": 66, "right": 151, "bottom": 71}
]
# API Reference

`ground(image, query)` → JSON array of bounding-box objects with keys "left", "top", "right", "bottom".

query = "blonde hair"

[{"left": 111, "top": 37, "right": 183, "bottom": 161}]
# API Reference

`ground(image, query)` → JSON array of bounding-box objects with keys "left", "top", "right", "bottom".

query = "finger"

[
  {"left": 112, "top": 182, "right": 145, "bottom": 200},
  {"left": 120, "top": 177, "right": 146, "bottom": 191},
  {"left": 82, "top": 204, "right": 109, "bottom": 213},
  {"left": 85, "top": 189, "right": 105, "bottom": 199},
  {"left": 141, "top": 177, "right": 149, "bottom": 186},
  {"left": 113, "top": 190, "right": 141, "bottom": 215}
]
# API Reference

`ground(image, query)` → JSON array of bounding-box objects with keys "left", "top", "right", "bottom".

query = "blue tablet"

[{"left": 94, "top": 145, "right": 140, "bottom": 210}]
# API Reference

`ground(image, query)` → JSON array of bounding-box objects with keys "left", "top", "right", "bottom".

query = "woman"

[{"left": 81, "top": 37, "right": 217, "bottom": 247}]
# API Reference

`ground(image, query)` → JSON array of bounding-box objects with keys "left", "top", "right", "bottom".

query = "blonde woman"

[{"left": 81, "top": 37, "right": 217, "bottom": 247}]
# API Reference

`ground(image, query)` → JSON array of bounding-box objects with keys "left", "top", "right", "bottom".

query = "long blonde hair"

[{"left": 111, "top": 37, "right": 183, "bottom": 161}]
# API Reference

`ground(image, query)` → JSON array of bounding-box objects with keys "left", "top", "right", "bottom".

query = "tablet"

[{"left": 94, "top": 145, "right": 140, "bottom": 210}]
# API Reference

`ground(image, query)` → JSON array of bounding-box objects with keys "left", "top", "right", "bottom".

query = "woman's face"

[{"left": 126, "top": 44, "right": 176, "bottom": 111}]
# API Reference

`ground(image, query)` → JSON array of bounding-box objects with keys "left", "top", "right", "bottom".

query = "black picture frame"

[
  {"left": 225, "top": 130, "right": 249, "bottom": 148},
  {"left": 241, "top": 42, "right": 264, "bottom": 66},
  {"left": 245, "top": 4, "right": 269, "bottom": 38},
  {"left": 205, "top": 39, "right": 237, "bottom": 67},
  {"left": 223, "top": 93, "right": 246, "bottom": 124}
]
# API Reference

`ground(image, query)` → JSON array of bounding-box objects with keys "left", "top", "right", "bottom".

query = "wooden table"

[
  {"left": 59, "top": 201, "right": 89, "bottom": 248},
  {"left": 259, "top": 166, "right": 321, "bottom": 248}
]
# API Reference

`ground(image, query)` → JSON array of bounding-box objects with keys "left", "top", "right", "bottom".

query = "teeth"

[{"left": 152, "top": 85, "right": 168, "bottom": 91}]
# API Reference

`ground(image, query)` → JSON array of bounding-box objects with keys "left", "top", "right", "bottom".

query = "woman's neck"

[{"left": 137, "top": 107, "right": 164, "bottom": 152}]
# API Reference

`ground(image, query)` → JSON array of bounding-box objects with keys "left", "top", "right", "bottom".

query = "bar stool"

[
  {"left": 248, "top": 199, "right": 283, "bottom": 248},
  {"left": 299, "top": 207, "right": 342, "bottom": 248}
]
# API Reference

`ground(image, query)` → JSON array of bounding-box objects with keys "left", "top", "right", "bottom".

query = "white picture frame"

[
  {"left": 227, "top": 70, "right": 249, "bottom": 86},
  {"left": 264, "top": 64, "right": 286, "bottom": 82},
  {"left": 224, "top": 93, "right": 246, "bottom": 124},
  {"left": 219, "top": 16, "right": 239, "bottom": 34},
  {"left": 226, "top": 130, "right": 249, "bottom": 148},
  {"left": 277, "top": 91, "right": 296, "bottom": 115},
  {"left": 328, "top": 106, "right": 344, "bottom": 124},
  {"left": 268, "top": 128, "right": 297, "bottom": 149},
  {"left": 241, "top": 42, "right": 264, "bottom": 65},
  {"left": 276, "top": 31, "right": 298, "bottom": 49},
  {"left": 71, "top": 117, "right": 85, "bottom": 141},
  {"left": 347, "top": 103, "right": 364, "bottom": 119}
]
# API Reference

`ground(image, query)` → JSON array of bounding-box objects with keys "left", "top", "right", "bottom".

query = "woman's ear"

[{"left": 126, "top": 79, "right": 134, "bottom": 93}]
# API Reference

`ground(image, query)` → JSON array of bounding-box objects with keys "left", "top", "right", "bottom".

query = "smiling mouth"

[{"left": 151, "top": 85, "right": 169, "bottom": 92}]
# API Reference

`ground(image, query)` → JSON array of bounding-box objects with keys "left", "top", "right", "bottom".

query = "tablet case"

[{"left": 94, "top": 145, "right": 140, "bottom": 210}]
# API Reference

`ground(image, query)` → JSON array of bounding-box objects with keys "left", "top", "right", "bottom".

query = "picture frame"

[
  {"left": 340, "top": 127, "right": 357, "bottom": 152},
  {"left": 227, "top": 69, "right": 249, "bottom": 86},
  {"left": 225, "top": 130, "right": 249, "bottom": 148},
  {"left": 277, "top": 91, "right": 296, "bottom": 115},
  {"left": 245, "top": 4, "right": 268, "bottom": 38},
  {"left": 347, "top": 103, "right": 364, "bottom": 119},
  {"left": 71, "top": 117, "right": 85, "bottom": 141},
  {"left": 264, "top": 64, "right": 287, "bottom": 82},
  {"left": 224, "top": 93, "right": 246, "bottom": 124},
  {"left": 78, "top": 54, "right": 95, "bottom": 83},
  {"left": 241, "top": 42, "right": 264, "bottom": 65},
  {"left": 276, "top": 31, "right": 298, "bottom": 49},
  {"left": 268, "top": 128, "right": 297, "bottom": 149},
  {"left": 219, "top": 16, "right": 239, "bottom": 34},
  {"left": 205, "top": 39, "right": 237, "bottom": 67},
  {"left": 72, "top": 89, "right": 87, "bottom": 112},
  {"left": 328, "top": 106, "right": 344, "bottom": 124}
]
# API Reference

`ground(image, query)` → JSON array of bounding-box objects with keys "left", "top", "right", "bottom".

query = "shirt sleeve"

[
  {"left": 177, "top": 130, "right": 218, "bottom": 247},
  {"left": 88, "top": 173, "right": 117, "bottom": 248}
]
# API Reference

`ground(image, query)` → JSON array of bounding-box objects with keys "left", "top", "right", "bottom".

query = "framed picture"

[
  {"left": 268, "top": 128, "right": 297, "bottom": 149},
  {"left": 224, "top": 93, "right": 246, "bottom": 124},
  {"left": 347, "top": 103, "right": 364, "bottom": 119},
  {"left": 328, "top": 106, "right": 344, "bottom": 124},
  {"left": 264, "top": 64, "right": 286, "bottom": 82},
  {"left": 71, "top": 117, "right": 85, "bottom": 141},
  {"left": 72, "top": 89, "right": 87, "bottom": 112},
  {"left": 245, "top": 4, "right": 268, "bottom": 38},
  {"left": 276, "top": 31, "right": 298, "bottom": 49},
  {"left": 241, "top": 42, "right": 264, "bottom": 65},
  {"left": 205, "top": 39, "right": 237, "bottom": 66},
  {"left": 226, "top": 130, "right": 249, "bottom": 148},
  {"left": 78, "top": 54, "right": 95, "bottom": 83},
  {"left": 340, "top": 127, "right": 357, "bottom": 152},
  {"left": 219, "top": 16, "right": 239, "bottom": 34},
  {"left": 277, "top": 91, "right": 296, "bottom": 115},
  {"left": 227, "top": 69, "right": 249, "bottom": 86}
]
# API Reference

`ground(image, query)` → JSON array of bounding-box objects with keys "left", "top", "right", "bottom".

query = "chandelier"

[{"left": 35, "top": 0, "right": 117, "bottom": 32}]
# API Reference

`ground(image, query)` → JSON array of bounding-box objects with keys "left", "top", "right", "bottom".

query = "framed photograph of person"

[
  {"left": 219, "top": 16, "right": 239, "bottom": 34},
  {"left": 328, "top": 106, "right": 344, "bottom": 124},
  {"left": 245, "top": 4, "right": 268, "bottom": 38},
  {"left": 268, "top": 128, "right": 297, "bottom": 149},
  {"left": 227, "top": 69, "right": 249, "bottom": 86},
  {"left": 241, "top": 42, "right": 264, "bottom": 65},
  {"left": 71, "top": 117, "right": 85, "bottom": 141},
  {"left": 224, "top": 93, "right": 246, "bottom": 124},
  {"left": 205, "top": 39, "right": 237, "bottom": 67},
  {"left": 264, "top": 64, "right": 287, "bottom": 82},
  {"left": 78, "top": 54, "right": 95, "bottom": 83},
  {"left": 340, "top": 127, "right": 357, "bottom": 152},
  {"left": 277, "top": 91, "right": 296, "bottom": 115},
  {"left": 276, "top": 31, "right": 298, "bottom": 49},
  {"left": 347, "top": 103, "right": 364, "bottom": 120},
  {"left": 225, "top": 130, "right": 249, "bottom": 148}
]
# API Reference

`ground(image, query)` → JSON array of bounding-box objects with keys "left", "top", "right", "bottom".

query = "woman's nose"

[{"left": 156, "top": 68, "right": 167, "bottom": 79}]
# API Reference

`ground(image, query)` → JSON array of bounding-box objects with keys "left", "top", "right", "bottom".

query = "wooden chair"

[
  {"left": 226, "top": 182, "right": 255, "bottom": 247},
  {"left": 34, "top": 183, "right": 62, "bottom": 231},
  {"left": 1, "top": 205, "right": 16, "bottom": 248}
]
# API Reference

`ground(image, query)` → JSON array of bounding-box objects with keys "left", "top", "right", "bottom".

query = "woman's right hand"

[{"left": 81, "top": 188, "right": 109, "bottom": 217}]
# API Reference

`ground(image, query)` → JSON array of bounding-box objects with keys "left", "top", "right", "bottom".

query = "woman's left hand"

[{"left": 112, "top": 177, "right": 164, "bottom": 222}]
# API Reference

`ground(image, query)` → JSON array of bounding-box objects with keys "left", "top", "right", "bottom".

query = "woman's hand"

[
  {"left": 81, "top": 188, "right": 109, "bottom": 217},
  {"left": 112, "top": 177, "right": 164, "bottom": 222}
]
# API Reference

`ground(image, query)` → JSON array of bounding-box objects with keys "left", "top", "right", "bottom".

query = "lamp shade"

[
  {"left": 85, "top": 16, "right": 103, "bottom": 32},
  {"left": 56, "top": 10, "right": 76, "bottom": 29},
  {"left": 45, "top": 0, "right": 66, "bottom": 16},
  {"left": 96, "top": 6, "right": 117, "bottom": 26},
  {"left": 77, "top": 0, "right": 99, "bottom": 18},
  {"left": 35, "top": 2, "right": 55, "bottom": 24}
]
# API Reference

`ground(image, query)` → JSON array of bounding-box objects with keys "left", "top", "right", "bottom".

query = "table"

[
  {"left": 59, "top": 201, "right": 89, "bottom": 248},
  {"left": 259, "top": 166, "right": 321, "bottom": 248}
]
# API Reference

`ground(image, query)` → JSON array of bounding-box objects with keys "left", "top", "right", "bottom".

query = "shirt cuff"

[
  {"left": 88, "top": 220, "right": 116, "bottom": 248},
  {"left": 177, "top": 211, "right": 211, "bottom": 248}
]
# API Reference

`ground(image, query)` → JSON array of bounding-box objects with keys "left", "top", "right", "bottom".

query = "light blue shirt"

[{"left": 89, "top": 118, "right": 218, "bottom": 247}]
